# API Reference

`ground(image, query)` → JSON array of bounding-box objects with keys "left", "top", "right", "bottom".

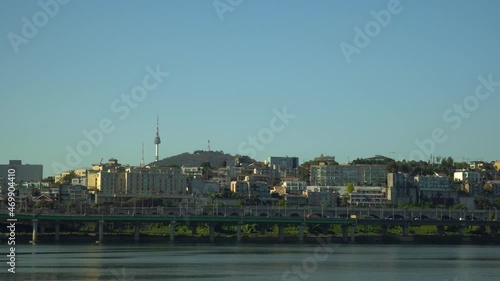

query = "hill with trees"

[{"left": 150, "top": 150, "right": 255, "bottom": 168}]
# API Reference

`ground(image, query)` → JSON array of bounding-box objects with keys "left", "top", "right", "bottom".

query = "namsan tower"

[{"left": 154, "top": 115, "right": 161, "bottom": 162}]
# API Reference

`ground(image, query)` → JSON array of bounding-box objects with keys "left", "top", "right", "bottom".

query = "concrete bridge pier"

[
  {"left": 191, "top": 223, "right": 197, "bottom": 236},
  {"left": 350, "top": 225, "right": 356, "bottom": 242},
  {"left": 55, "top": 222, "right": 60, "bottom": 242},
  {"left": 342, "top": 225, "right": 348, "bottom": 242},
  {"left": 491, "top": 226, "right": 498, "bottom": 237},
  {"left": 299, "top": 223, "right": 305, "bottom": 242},
  {"left": 97, "top": 220, "right": 104, "bottom": 243},
  {"left": 480, "top": 226, "right": 486, "bottom": 236},
  {"left": 169, "top": 221, "right": 176, "bottom": 242},
  {"left": 259, "top": 224, "right": 266, "bottom": 235},
  {"left": 403, "top": 225, "right": 409, "bottom": 237},
  {"left": 209, "top": 223, "right": 215, "bottom": 242},
  {"left": 134, "top": 223, "right": 140, "bottom": 242},
  {"left": 278, "top": 224, "right": 284, "bottom": 242},
  {"left": 381, "top": 225, "right": 388, "bottom": 236},
  {"left": 437, "top": 225, "right": 445, "bottom": 236},
  {"left": 237, "top": 222, "right": 243, "bottom": 242},
  {"left": 323, "top": 224, "right": 331, "bottom": 243},
  {"left": 458, "top": 225, "right": 465, "bottom": 237},
  {"left": 31, "top": 219, "right": 39, "bottom": 244}
]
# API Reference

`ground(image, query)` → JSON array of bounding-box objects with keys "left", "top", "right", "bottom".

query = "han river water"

[{"left": 1, "top": 243, "right": 499, "bottom": 281}]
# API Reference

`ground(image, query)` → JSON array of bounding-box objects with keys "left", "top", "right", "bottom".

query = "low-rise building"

[
  {"left": 266, "top": 156, "right": 299, "bottom": 170},
  {"left": 181, "top": 166, "right": 203, "bottom": 178},
  {"left": 72, "top": 177, "right": 88, "bottom": 186},
  {"left": 349, "top": 186, "right": 388, "bottom": 206},
  {"left": 40, "top": 187, "right": 60, "bottom": 202},
  {"left": 230, "top": 180, "right": 269, "bottom": 198},
  {"left": 470, "top": 161, "right": 486, "bottom": 170},
  {"left": 414, "top": 174, "right": 451, "bottom": 191},
  {"left": 387, "top": 173, "right": 415, "bottom": 204},
  {"left": 54, "top": 168, "right": 87, "bottom": 183},
  {"left": 59, "top": 184, "right": 90, "bottom": 204},
  {"left": 463, "top": 181, "right": 483, "bottom": 196},
  {"left": 306, "top": 190, "right": 334, "bottom": 206},
  {"left": 284, "top": 194, "right": 307, "bottom": 205},
  {"left": 21, "top": 181, "right": 50, "bottom": 189},
  {"left": 454, "top": 170, "right": 481, "bottom": 183},
  {"left": 282, "top": 180, "right": 307, "bottom": 195},
  {"left": 210, "top": 176, "right": 231, "bottom": 189},
  {"left": 189, "top": 179, "right": 220, "bottom": 195},
  {"left": 313, "top": 154, "right": 337, "bottom": 165},
  {"left": 230, "top": 181, "right": 249, "bottom": 196},
  {"left": 485, "top": 180, "right": 500, "bottom": 196},
  {"left": 252, "top": 166, "right": 279, "bottom": 178},
  {"left": 0, "top": 160, "right": 43, "bottom": 184}
]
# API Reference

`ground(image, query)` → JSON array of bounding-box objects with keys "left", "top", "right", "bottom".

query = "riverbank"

[{"left": 4, "top": 233, "right": 500, "bottom": 245}]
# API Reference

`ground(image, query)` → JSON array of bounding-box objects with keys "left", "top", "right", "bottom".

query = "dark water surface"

[{"left": 1, "top": 243, "right": 499, "bottom": 280}]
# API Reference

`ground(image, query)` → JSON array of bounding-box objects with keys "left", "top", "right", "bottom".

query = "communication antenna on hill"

[{"left": 140, "top": 142, "right": 145, "bottom": 167}]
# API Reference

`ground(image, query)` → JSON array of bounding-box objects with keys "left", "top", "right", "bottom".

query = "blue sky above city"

[{"left": 1, "top": 0, "right": 499, "bottom": 177}]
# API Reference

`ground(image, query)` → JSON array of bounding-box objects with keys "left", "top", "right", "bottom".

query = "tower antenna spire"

[{"left": 154, "top": 114, "right": 161, "bottom": 162}]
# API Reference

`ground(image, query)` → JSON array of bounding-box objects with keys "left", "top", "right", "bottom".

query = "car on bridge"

[
  {"left": 440, "top": 215, "right": 455, "bottom": 220},
  {"left": 385, "top": 215, "right": 405, "bottom": 220},
  {"left": 306, "top": 214, "right": 320, "bottom": 219},
  {"left": 460, "top": 215, "right": 479, "bottom": 221},
  {"left": 413, "top": 215, "right": 430, "bottom": 220}
]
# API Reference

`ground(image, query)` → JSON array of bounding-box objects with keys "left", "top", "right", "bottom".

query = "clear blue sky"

[{"left": 1, "top": 0, "right": 499, "bottom": 177}]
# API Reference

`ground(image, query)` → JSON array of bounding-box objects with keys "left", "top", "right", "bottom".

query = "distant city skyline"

[{"left": 1, "top": 1, "right": 499, "bottom": 177}]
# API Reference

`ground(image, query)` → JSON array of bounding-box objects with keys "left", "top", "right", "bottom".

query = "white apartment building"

[
  {"left": 282, "top": 180, "right": 307, "bottom": 195},
  {"left": 453, "top": 170, "right": 481, "bottom": 183},
  {"left": 310, "top": 164, "right": 386, "bottom": 186},
  {"left": 87, "top": 159, "right": 187, "bottom": 203},
  {"left": 181, "top": 166, "right": 203, "bottom": 178}
]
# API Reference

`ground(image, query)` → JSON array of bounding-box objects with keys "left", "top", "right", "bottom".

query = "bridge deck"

[{"left": 2, "top": 214, "right": 499, "bottom": 227}]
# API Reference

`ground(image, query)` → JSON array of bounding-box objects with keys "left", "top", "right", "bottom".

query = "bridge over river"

[{"left": 2, "top": 210, "right": 499, "bottom": 244}]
